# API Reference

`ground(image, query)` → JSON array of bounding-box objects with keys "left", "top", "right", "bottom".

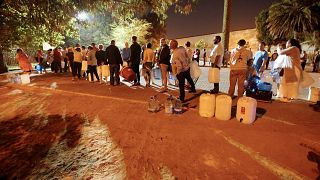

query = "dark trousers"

[
  {"left": 301, "top": 61, "right": 307, "bottom": 71},
  {"left": 176, "top": 68, "right": 195, "bottom": 101},
  {"left": 88, "top": 65, "right": 100, "bottom": 81},
  {"left": 110, "top": 64, "right": 120, "bottom": 85},
  {"left": 51, "top": 61, "right": 62, "bottom": 73},
  {"left": 132, "top": 64, "right": 140, "bottom": 83},
  {"left": 73, "top": 62, "right": 81, "bottom": 78},
  {"left": 211, "top": 64, "right": 220, "bottom": 93}
]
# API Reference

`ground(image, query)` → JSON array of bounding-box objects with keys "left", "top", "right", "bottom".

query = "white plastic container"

[
  {"left": 308, "top": 87, "right": 320, "bottom": 103},
  {"left": 199, "top": 93, "right": 215, "bottom": 118},
  {"left": 20, "top": 74, "right": 30, "bottom": 84},
  {"left": 236, "top": 97, "right": 257, "bottom": 124},
  {"left": 215, "top": 95, "right": 232, "bottom": 121},
  {"left": 208, "top": 68, "right": 220, "bottom": 83}
]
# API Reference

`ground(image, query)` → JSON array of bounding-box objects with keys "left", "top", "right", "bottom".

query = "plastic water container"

[
  {"left": 165, "top": 96, "right": 174, "bottom": 114},
  {"left": 215, "top": 95, "right": 232, "bottom": 121},
  {"left": 208, "top": 68, "right": 220, "bottom": 83},
  {"left": 174, "top": 99, "right": 183, "bottom": 114},
  {"left": 199, "top": 93, "right": 215, "bottom": 118},
  {"left": 20, "top": 74, "right": 30, "bottom": 84},
  {"left": 308, "top": 87, "right": 320, "bottom": 103},
  {"left": 148, "top": 96, "right": 160, "bottom": 113},
  {"left": 236, "top": 97, "right": 257, "bottom": 124}
]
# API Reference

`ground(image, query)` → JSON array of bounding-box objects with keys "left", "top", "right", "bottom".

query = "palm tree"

[
  {"left": 222, "top": 0, "right": 232, "bottom": 51},
  {"left": 267, "top": 0, "right": 319, "bottom": 40}
]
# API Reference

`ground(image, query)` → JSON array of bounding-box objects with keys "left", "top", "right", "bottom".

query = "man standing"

[
  {"left": 185, "top": 41, "right": 193, "bottom": 64},
  {"left": 209, "top": 36, "right": 224, "bottom": 94},
  {"left": 228, "top": 39, "right": 252, "bottom": 98},
  {"left": 253, "top": 42, "right": 268, "bottom": 76},
  {"left": 158, "top": 38, "right": 171, "bottom": 92},
  {"left": 122, "top": 42, "right": 131, "bottom": 67},
  {"left": 106, "top": 40, "right": 123, "bottom": 86},
  {"left": 130, "top": 36, "right": 142, "bottom": 86},
  {"left": 203, "top": 49, "right": 207, "bottom": 66},
  {"left": 96, "top": 44, "right": 107, "bottom": 84},
  {"left": 170, "top": 39, "right": 196, "bottom": 102}
]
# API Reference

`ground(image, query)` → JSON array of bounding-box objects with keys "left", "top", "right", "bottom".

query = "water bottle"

[
  {"left": 165, "top": 95, "right": 173, "bottom": 114},
  {"left": 174, "top": 98, "right": 183, "bottom": 114},
  {"left": 148, "top": 95, "right": 160, "bottom": 113}
]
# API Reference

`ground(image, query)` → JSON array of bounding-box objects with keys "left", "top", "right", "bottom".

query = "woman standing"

[
  {"left": 278, "top": 39, "right": 303, "bottom": 102},
  {"left": 142, "top": 43, "right": 155, "bottom": 87},
  {"left": 16, "top": 49, "right": 32, "bottom": 73}
]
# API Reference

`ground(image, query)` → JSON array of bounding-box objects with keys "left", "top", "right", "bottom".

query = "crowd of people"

[{"left": 15, "top": 35, "right": 319, "bottom": 103}]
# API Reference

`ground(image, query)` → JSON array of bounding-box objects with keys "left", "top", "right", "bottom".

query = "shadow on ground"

[{"left": 0, "top": 114, "right": 84, "bottom": 179}]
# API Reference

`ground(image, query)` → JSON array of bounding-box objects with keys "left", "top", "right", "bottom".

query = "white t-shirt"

[{"left": 209, "top": 42, "right": 224, "bottom": 67}]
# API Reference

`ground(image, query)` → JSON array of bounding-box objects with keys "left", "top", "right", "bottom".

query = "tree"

[
  {"left": 255, "top": 10, "right": 276, "bottom": 51},
  {"left": 267, "top": 0, "right": 320, "bottom": 40},
  {"left": 222, "top": 0, "right": 232, "bottom": 51},
  {"left": 110, "top": 18, "right": 152, "bottom": 48},
  {"left": 195, "top": 39, "right": 208, "bottom": 50}
]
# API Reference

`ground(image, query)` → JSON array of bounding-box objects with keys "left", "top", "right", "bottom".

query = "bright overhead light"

[{"left": 77, "top": 12, "right": 88, "bottom": 21}]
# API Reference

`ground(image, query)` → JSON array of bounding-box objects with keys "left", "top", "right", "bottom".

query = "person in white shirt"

[
  {"left": 142, "top": 43, "right": 155, "bottom": 87},
  {"left": 73, "top": 47, "right": 83, "bottom": 80},
  {"left": 209, "top": 35, "right": 224, "bottom": 94},
  {"left": 185, "top": 41, "right": 193, "bottom": 64},
  {"left": 170, "top": 39, "right": 196, "bottom": 102},
  {"left": 228, "top": 39, "right": 252, "bottom": 98}
]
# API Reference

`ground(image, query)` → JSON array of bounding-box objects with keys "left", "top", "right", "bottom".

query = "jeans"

[
  {"left": 88, "top": 65, "right": 100, "bottom": 81},
  {"left": 176, "top": 68, "right": 195, "bottom": 101},
  {"left": 73, "top": 62, "right": 81, "bottom": 79}
]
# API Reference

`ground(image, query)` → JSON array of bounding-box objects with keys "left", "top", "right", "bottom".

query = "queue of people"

[{"left": 15, "top": 36, "right": 316, "bottom": 103}]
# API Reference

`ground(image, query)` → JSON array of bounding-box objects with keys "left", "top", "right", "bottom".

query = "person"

[
  {"left": 73, "top": 47, "right": 82, "bottom": 80},
  {"left": 169, "top": 39, "right": 196, "bottom": 102},
  {"left": 253, "top": 42, "right": 268, "bottom": 76},
  {"left": 36, "top": 50, "right": 45, "bottom": 73},
  {"left": 81, "top": 45, "right": 88, "bottom": 78},
  {"left": 142, "top": 43, "right": 155, "bottom": 87},
  {"left": 185, "top": 41, "right": 193, "bottom": 64},
  {"left": 122, "top": 42, "right": 131, "bottom": 67},
  {"left": 223, "top": 49, "right": 230, "bottom": 67},
  {"left": 106, "top": 40, "right": 123, "bottom": 86},
  {"left": 313, "top": 50, "right": 320, "bottom": 72},
  {"left": 62, "top": 47, "right": 68, "bottom": 72},
  {"left": 203, "top": 49, "right": 207, "bottom": 66},
  {"left": 192, "top": 49, "right": 200, "bottom": 63},
  {"left": 96, "top": 44, "right": 107, "bottom": 84},
  {"left": 46, "top": 49, "right": 54, "bottom": 72},
  {"left": 87, "top": 46, "right": 100, "bottom": 82},
  {"left": 300, "top": 50, "right": 308, "bottom": 71},
  {"left": 16, "top": 49, "right": 32, "bottom": 73},
  {"left": 277, "top": 39, "right": 303, "bottom": 102},
  {"left": 53, "top": 47, "right": 63, "bottom": 73},
  {"left": 228, "top": 39, "right": 252, "bottom": 98},
  {"left": 91, "top": 43, "right": 98, "bottom": 51},
  {"left": 66, "top": 47, "right": 74, "bottom": 73},
  {"left": 209, "top": 35, "right": 224, "bottom": 94},
  {"left": 269, "top": 50, "right": 278, "bottom": 71},
  {"left": 130, "top": 36, "right": 142, "bottom": 86},
  {"left": 157, "top": 38, "right": 171, "bottom": 92}
]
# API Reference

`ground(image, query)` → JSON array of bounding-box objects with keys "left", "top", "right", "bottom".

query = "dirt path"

[{"left": 0, "top": 74, "right": 319, "bottom": 179}]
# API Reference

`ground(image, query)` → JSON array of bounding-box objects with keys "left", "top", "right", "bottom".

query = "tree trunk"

[
  {"left": 222, "top": 0, "right": 232, "bottom": 51},
  {"left": 0, "top": 48, "right": 8, "bottom": 74}
]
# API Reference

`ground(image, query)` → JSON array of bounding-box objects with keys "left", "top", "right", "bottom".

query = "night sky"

[{"left": 166, "top": 0, "right": 279, "bottom": 38}]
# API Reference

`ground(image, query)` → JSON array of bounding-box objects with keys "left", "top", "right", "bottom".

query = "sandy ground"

[{"left": 0, "top": 73, "right": 319, "bottom": 179}]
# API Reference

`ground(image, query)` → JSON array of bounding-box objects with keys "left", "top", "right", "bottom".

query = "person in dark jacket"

[
  {"left": 96, "top": 44, "right": 107, "bottom": 84},
  {"left": 157, "top": 38, "right": 171, "bottom": 92},
  {"left": 106, "top": 40, "right": 123, "bottom": 86},
  {"left": 130, "top": 36, "right": 142, "bottom": 86}
]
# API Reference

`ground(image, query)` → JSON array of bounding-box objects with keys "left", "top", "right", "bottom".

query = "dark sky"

[{"left": 166, "top": 0, "right": 279, "bottom": 38}]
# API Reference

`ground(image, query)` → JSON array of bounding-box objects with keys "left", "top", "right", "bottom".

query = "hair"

[
  {"left": 75, "top": 47, "right": 81, "bottom": 52},
  {"left": 288, "top": 38, "right": 301, "bottom": 52},
  {"left": 259, "top": 41, "right": 266, "bottom": 46},
  {"left": 132, "top": 36, "right": 137, "bottom": 42},
  {"left": 88, "top": 45, "right": 93, "bottom": 50},
  {"left": 237, "top": 39, "right": 246, "bottom": 46},
  {"left": 98, "top": 44, "right": 104, "bottom": 49},
  {"left": 185, "top": 41, "right": 191, "bottom": 47},
  {"left": 146, "top": 42, "right": 152, "bottom": 48},
  {"left": 81, "top": 45, "right": 86, "bottom": 49},
  {"left": 91, "top": 43, "right": 96, "bottom": 46},
  {"left": 111, "top": 40, "right": 115, "bottom": 45},
  {"left": 17, "top": 49, "right": 22, "bottom": 53},
  {"left": 170, "top": 39, "right": 178, "bottom": 48},
  {"left": 215, "top": 36, "right": 221, "bottom": 42}
]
